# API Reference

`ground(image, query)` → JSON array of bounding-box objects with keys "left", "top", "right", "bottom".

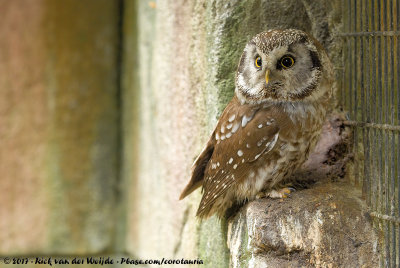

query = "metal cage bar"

[{"left": 341, "top": 0, "right": 399, "bottom": 266}]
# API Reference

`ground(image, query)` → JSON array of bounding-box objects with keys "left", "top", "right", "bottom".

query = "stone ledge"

[
  {"left": 227, "top": 182, "right": 379, "bottom": 267},
  {"left": 227, "top": 115, "right": 379, "bottom": 267}
]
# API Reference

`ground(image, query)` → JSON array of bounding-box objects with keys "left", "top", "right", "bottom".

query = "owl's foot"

[{"left": 256, "top": 187, "right": 296, "bottom": 199}]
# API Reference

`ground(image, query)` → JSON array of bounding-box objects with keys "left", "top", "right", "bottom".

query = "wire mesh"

[{"left": 340, "top": 0, "right": 399, "bottom": 267}]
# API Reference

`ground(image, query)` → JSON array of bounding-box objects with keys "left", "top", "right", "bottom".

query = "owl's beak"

[{"left": 265, "top": 69, "right": 271, "bottom": 85}]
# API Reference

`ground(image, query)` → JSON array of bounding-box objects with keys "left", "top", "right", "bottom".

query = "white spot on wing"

[
  {"left": 229, "top": 114, "right": 236, "bottom": 122},
  {"left": 241, "top": 114, "right": 253, "bottom": 127},
  {"left": 226, "top": 123, "right": 233, "bottom": 129},
  {"left": 258, "top": 124, "right": 263, "bottom": 128},
  {"left": 226, "top": 132, "right": 232, "bottom": 138},
  {"left": 233, "top": 164, "right": 237, "bottom": 169},
  {"left": 228, "top": 158, "right": 233, "bottom": 164},
  {"left": 251, "top": 132, "right": 280, "bottom": 162},
  {"left": 237, "top": 150, "right": 243, "bottom": 156},
  {"left": 231, "top": 123, "right": 240, "bottom": 133},
  {"left": 266, "top": 133, "right": 279, "bottom": 153}
]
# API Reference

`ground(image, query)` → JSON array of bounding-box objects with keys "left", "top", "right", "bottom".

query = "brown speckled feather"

[{"left": 195, "top": 96, "right": 294, "bottom": 217}]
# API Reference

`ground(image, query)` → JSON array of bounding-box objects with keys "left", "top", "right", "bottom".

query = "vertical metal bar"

[
  {"left": 363, "top": 0, "right": 371, "bottom": 203},
  {"left": 383, "top": 0, "right": 391, "bottom": 266},
  {"left": 348, "top": 0, "right": 353, "bottom": 120},
  {"left": 394, "top": 0, "right": 400, "bottom": 265},
  {"left": 341, "top": 0, "right": 345, "bottom": 109},
  {"left": 387, "top": 1, "right": 397, "bottom": 266},
  {"left": 371, "top": 0, "right": 378, "bottom": 214},
  {"left": 354, "top": 0, "right": 360, "bottom": 186},
  {"left": 395, "top": 0, "right": 400, "bottom": 265},
  {"left": 376, "top": 1, "right": 387, "bottom": 266},
  {"left": 381, "top": 0, "right": 391, "bottom": 265},
  {"left": 360, "top": 0, "right": 365, "bottom": 191},
  {"left": 368, "top": 0, "right": 375, "bottom": 210}
]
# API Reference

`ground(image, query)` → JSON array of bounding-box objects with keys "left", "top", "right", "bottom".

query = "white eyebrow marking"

[
  {"left": 228, "top": 158, "right": 233, "bottom": 164},
  {"left": 237, "top": 150, "right": 243, "bottom": 156},
  {"left": 229, "top": 114, "right": 236, "bottom": 122}
]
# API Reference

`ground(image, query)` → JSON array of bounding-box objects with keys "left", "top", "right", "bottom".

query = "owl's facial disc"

[{"left": 235, "top": 29, "right": 323, "bottom": 104}]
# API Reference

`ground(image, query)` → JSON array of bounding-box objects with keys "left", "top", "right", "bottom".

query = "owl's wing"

[
  {"left": 196, "top": 97, "right": 284, "bottom": 218},
  {"left": 179, "top": 139, "right": 214, "bottom": 200}
]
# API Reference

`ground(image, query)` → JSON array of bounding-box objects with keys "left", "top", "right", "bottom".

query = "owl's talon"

[
  {"left": 265, "top": 187, "right": 296, "bottom": 199},
  {"left": 255, "top": 192, "right": 266, "bottom": 199}
]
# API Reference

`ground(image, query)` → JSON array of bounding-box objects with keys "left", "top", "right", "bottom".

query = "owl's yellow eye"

[
  {"left": 280, "top": 55, "right": 295, "bottom": 69},
  {"left": 255, "top": 56, "right": 262, "bottom": 68}
]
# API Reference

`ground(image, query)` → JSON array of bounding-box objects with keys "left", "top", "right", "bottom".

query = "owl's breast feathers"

[{"left": 180, "top": 96, "right": 297, "bottom": 218}]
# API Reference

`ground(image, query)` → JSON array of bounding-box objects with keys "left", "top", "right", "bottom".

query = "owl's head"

[{"left": 235, "top": 29, "right": 333, "bottom": 104}]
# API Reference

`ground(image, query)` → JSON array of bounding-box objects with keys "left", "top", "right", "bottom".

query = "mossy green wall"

[
  {"left": 123, "top": 1, "right": 342, "bottom": 267},
  {"left": 0, "top": 0, "right": 343, "bottom": 267}
]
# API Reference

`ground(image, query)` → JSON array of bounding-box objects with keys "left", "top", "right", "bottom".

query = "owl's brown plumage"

[{"left": 180, "top": 29, "right": 333, "bottom": 219}]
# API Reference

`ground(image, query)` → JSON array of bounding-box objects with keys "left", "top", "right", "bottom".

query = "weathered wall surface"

[
  {"left": 122, "top": 0, "right": 369, "bottom": 268},
  {"left": 0, "top": 0, "right": 379, "bottom": 267},
  {"left": 0, "top": 0, "right": 120, "bottom": 256}
]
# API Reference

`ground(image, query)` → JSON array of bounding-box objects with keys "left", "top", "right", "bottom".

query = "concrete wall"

[
  {"left": 0, "top": 0, "right": 379, "bottom": 267},
  {"left": 122, "top": 0, "right": 350, "bottom": 267},
  {"left": 0, "top": 0, "right": 121, "bottom": 256}
]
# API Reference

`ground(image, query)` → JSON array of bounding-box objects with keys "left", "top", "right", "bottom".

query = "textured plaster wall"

[
  {"left": 0, "top": 0, "right": 120, "bottom": 256},
  {"left": 123, "top": 0, "right": 348, "bottom": 267},
  {"left": 0, "top": 0, "right": 377, "bottom": 267}
]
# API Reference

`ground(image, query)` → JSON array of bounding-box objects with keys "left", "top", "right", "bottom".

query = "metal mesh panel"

[{"left": 340, "top": 0, "right": 399, "bottom": 266}]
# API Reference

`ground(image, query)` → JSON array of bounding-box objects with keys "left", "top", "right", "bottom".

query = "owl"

[{"left": 180, "top": 29, "right": 333, "bottom": 219}]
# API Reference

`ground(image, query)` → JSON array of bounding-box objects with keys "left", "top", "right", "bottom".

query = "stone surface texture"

[
  {"left": 227, "top": 182, "right": 379, "bottom": 268},
  {"left": 0, "top": 0, "right": 380, "bottom": 268},
  {"left": 124, "top": 1, "right": 350, "bottom": 267}
]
